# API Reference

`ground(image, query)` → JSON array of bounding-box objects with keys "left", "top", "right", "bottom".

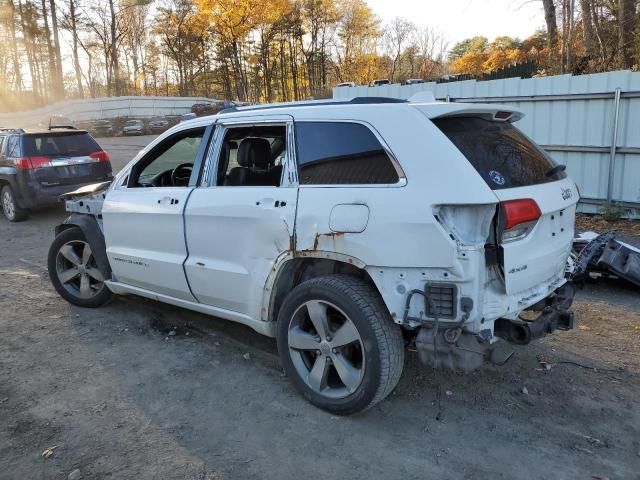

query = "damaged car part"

[
  {"left": 494, "top": 283, "right": 576, "bottom": 345},
  {"left": 571, "top": 231, "right": 640, "bottom": 288}
]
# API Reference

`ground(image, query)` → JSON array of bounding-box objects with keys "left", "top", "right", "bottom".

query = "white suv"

[{"left": 48, "top": 97, "right": 579, "bottom": 414}]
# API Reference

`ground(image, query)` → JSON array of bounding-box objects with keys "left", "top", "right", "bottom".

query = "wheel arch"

[
  {"left": 55, "top": 214, "right": 112, "bottom": 279},
  {"left": 264, "top": 252, "right": 384, "bottom": 323}
]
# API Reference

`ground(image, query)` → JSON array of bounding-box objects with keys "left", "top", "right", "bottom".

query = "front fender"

[{"left": 55, "top": 214, "right": 112, "bottom": 279}]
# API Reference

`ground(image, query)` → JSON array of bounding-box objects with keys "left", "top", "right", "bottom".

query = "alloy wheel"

[
  {"left": 2, "top": 190, "right": 15, "bottom": 219},
  {"left": 55, "top": 240, "right": 105, "bottom": 299},
  {"left": 287, "top": 300, "right": 365, "bottom": 399}
]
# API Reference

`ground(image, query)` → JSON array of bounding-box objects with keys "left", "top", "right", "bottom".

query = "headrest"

[{"left": 237, "top": 138, "right": 272, "bottom": 169}]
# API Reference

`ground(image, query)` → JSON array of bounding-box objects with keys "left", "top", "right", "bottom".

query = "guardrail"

[{"left": 0, "top": 96, "right": 220, "bottom": 129}]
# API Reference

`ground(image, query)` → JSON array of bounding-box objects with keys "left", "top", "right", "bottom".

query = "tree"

[
  {"left": 449, "top": 51, "right": 486, "bottom": 75},
  {"left": 541, "top": 0, "right": 558, "bottom": 50},
  {"left": 618, "top": 0, "right": 637, "bottom": 67},
  {"left": 381, "top": 17, "right": 414, "bottom": 82},
  {"left": 49, "top": 0, "right": 64, "bottom": 97},
  {"left": 448, "top": 36, "right": 488, "bottom": 61},
  {"left": 580, "top": 0, "right": 594, "bottom": 57},
  {"left": 334, "top": 0, "right": 380, "bottom": 83},
  {"left": 60, "top": 0, "right": 84, "bottom": 98}
]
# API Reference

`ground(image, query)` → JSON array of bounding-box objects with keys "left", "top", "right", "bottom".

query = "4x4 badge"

[{"left": 489, "top": 170, "right": 506, "bottom": 185}]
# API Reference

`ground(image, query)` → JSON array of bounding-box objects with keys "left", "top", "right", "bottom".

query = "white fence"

[
  {"left": 334, "top": 71, "right": 640, "bottom": 214},
  {"left": 0, "top": 96, "right": 219, "bottom": 128}
]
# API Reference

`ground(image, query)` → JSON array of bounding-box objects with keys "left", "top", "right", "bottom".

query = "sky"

[{"left": 367, "top": 0, "right": 547, "bottom": 46}]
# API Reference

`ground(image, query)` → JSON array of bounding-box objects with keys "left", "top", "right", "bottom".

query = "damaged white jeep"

[{"left": 48, "top": 97, "right": 579, "bottom": 414}]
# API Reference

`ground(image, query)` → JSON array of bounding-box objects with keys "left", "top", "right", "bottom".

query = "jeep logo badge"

[
  {"left": 489, "top": 170, "right": 506, "bottom": 186},
  {"left": 561, "top": 187, "right": 573, "bottom": 200}
]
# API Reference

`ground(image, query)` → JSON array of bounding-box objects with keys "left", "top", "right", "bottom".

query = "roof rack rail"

[
  {"left": 48, "top": 125, "right": 77, "bottom": 131},
  {"left": 218, "top": 96, "right": 408, "bottom": 114},
  {"left": 0, "top": 127, "right": 25, "bottom": 134}
]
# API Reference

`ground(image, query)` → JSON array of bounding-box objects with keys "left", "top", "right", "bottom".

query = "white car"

[{"left": 48, "top": 97, "right": 579, "bottom": 414}]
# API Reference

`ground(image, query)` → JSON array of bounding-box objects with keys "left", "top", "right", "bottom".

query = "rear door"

[
  {"left": 433, "top": 116, "right": 579, "bottom": 295},
  {"left": 183, "top": 116, "right": 297, "bottom": 319}
]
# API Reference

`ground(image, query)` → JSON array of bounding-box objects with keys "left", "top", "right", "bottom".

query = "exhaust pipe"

[{"left": 495, "top": 284, "right": 577, "bottom": 345}]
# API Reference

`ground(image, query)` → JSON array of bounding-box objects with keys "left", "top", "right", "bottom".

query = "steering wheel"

[{"left": 171, "top": 163, "right": 193, "bottom": 186}]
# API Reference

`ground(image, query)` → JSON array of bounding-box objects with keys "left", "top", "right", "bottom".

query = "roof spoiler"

[{"left": 48, "top": 125, "right": 77, "bottom": 131}]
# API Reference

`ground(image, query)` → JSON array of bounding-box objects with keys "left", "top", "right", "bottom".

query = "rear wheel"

[
  {"left": 48, "top": 227, "right": 112, "bottom": 308},
  {"left": 276, "top": 275, "right": 405, "bottom": 415},
  {"left": 1, "top": 185, "right": 28, "bottom": 222}
]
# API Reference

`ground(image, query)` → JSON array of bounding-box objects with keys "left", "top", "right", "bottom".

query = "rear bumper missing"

[{"left": 494, "top": 282, "right": 576, "bottom": 345}]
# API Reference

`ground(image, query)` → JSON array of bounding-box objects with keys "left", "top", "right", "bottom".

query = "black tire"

[
  {"left": 48, "top": 227, "right": 113, "bottom": 308},
  {"left": 276, "top": 275, "right": 404, "bottom": 415},
  {"left": 1, "top": 185, "right": 28, "bottom": 222}
]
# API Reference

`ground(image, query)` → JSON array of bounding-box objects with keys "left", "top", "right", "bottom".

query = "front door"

[
  {"left": 102, "top": 125, "right": 213, "bottom": 301},
  {"left": 183, "top": 117, "right": 297, "bottom": 320}
]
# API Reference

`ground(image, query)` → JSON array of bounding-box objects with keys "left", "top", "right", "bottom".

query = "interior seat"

[{"left": 226, "top": 137, "right": 280, "bottom": 187}]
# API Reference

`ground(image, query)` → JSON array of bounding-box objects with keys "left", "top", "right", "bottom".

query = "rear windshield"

[
  {"left": 433, "top": 117, "right": 566, "bottom": 189},
  {"left": 23, "top": 133, "right": 101, "bottom": 157}
]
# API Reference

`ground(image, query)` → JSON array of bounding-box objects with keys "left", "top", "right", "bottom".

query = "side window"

[
  {"left": 6, "top": 136, "right": 20, "bottom": 157},
  {"left": 215, "top": 125, "right": 286, "bottom": 187},
  {"left": 0, "top": 137, "right": 5, "bottom": 156},
  {"left": 295, "top": 122, "right": 400, "bottom": 185},
  {"left": 129, "top": 128, "right": 204, "bottom": 188}
]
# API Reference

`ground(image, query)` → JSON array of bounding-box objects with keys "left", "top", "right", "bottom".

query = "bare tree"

[
  {"left": 541, "top": 0, "right": 558, "bottom": 49},
  {"left": 6, "top": 0, "right": 23, "bottom": 92},
  {"left": 49, "top": 0, "right": 64, "bottom": 97},
  {"left": 579, "top": 0, "right": 594, "bottom": 57},
  {"left": 382, "top": 17, "right": 414, "bottom": 82},
  {"left": 618, "top": 0, "right": 637, "bottom": 68}
]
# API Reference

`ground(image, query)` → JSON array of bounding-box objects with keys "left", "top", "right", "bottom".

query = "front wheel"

[
  {"left": 276, "top": 275, "right": 405, "bottom": 415},
  {"left": 48, "top": 227, "right": 113, "bottom": 308}
]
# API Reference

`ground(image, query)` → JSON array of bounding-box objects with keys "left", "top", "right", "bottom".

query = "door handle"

[
  {"left": 256, "top": 198, "right": 275, "bottom": 208},
  {"left": 157, "top": 197, "right": 180, "bottom": 205}
]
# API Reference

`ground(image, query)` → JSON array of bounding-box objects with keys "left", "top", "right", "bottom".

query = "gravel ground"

[{"left": 1, "top": 135, "right": 639, "bottom": 480}]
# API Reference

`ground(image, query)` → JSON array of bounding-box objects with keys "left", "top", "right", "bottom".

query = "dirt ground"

[{"left": 1, "top": 135, "right": 639, "bottom": 480}]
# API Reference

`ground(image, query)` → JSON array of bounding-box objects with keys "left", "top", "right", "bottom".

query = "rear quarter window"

[
  {"left": 295, "top": 121, "right": 399, "bottom": 185},
  {"left": 23, "top": 133, "right": 101, "bottom": 157},
  {"left": 432, "top": 117, "right": 566, "bottom": 189}
]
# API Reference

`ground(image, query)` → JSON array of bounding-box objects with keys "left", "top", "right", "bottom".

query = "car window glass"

[
  {"left": 215, "top": 125, "right": 285, "bottom": 187},
  {"left": 295, "top": 122, "right": 399, "bottom": 185},
  {"left": 433, "top": 117, "right": 566, "bottom": 189},
  {"left": 22, "top": 133, "right": 100, "bottom": 157},
  {"left": 0, "top": 137, "right": 5, "bottom": 155},
  {"left": 6, "top": 136, "right": 20, "bottom": 157},
  {"left": 130, "top": 128, "right": 204, "bottom": 188}
]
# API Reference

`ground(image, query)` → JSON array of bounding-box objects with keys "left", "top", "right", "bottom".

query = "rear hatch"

[
  {"left": 21, "top": 131, "right": 112, "bottom": 187},
  {"left": 433, "top": 115, "right": 579, "bottom": 295}
]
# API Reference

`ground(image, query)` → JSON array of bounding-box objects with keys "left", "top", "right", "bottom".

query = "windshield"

[
  {"left": 433, "top": 116, "right": 566, "bottom": 190},
  {"left": 126, "top": 120, "right": 142, "bottom": 126}
]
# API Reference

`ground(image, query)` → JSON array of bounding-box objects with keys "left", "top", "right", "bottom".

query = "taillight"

[
  {"left": 14, "top": 156, "right": 52, "bottom": 169},
  {"left": 89, "top": 151, "right": 110, "bottom": 162},
  {"left": 500, "top": 199, "right": 541, "bottom": 243}
]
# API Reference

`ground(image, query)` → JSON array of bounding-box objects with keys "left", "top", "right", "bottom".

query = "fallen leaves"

[{"left": 41, "top": 445, "right": 59, "bottom": 459}]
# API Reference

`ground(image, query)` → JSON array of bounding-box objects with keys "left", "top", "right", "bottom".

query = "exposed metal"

[{"left": 607, "top": 88, "right": 622, "bottom": 204}]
